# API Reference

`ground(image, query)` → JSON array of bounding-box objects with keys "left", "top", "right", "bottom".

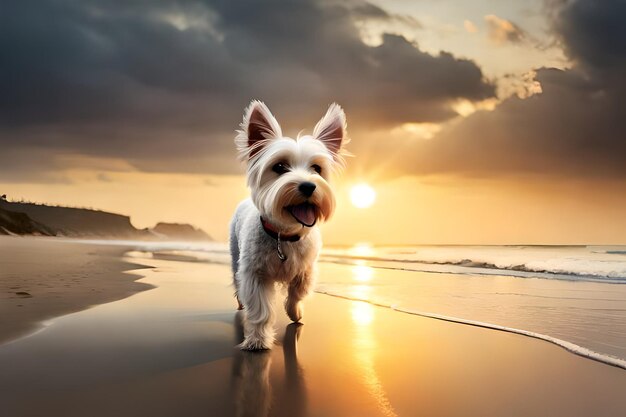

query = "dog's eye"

[
  {"left": 272, "top": 163, "right": 289, "bottom": 175},
  {"left": 311, "top": 164, "right": 322, "bottom": 175}
]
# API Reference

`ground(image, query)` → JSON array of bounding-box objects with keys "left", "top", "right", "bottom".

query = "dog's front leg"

[
  {"left": 285, "top": 267, "right": 314, "bottom": 323},
  {"left": 239, "top": 275, "right": 276, "bottom": 350}
]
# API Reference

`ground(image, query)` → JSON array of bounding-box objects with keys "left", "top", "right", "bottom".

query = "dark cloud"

[
  {"left": 0, "top": 148, "right": 74, "bottom": 184},
  {"left": 555, "top": 0, "right": 626, "bottom": 72},
  {"left": 348, "top": 2, "right": 392, "bottom": 20},
  {"left": 349, "top": 2, "right": 421, "bottom": 29},
  {"left": 406, "top": 0, "right": 626, "bottom": 179},
  {"left": 0, "top": 0, "right": 494, "bottom": 181}
]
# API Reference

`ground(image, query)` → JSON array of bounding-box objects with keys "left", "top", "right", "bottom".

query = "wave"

[
  {"left": 316, "top": 290, "right": 626, "bottom": 370},
  {"left": 98, "top": 239, "right": 626, "bottom": 283},
  {"left": 321, "top": 246, "right": 626, "bottom": 283},
  {"left": 66, "top": 239, "right": 626, "bottom": 282},
  {"left": 321, "top": 257, "right": 626, "bottom": 284}
]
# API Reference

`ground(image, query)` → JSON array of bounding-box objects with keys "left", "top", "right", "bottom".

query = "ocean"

[
  {"left": 317, "top": 245, "right": 626, "bottom": 368},
  {"left": 76, "top": 240, "right": 626, "bottom": 368}
]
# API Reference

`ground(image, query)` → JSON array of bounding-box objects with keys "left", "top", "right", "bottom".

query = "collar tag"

[{"left": 276, "top": 232, "right": 287, "bottom": 262}]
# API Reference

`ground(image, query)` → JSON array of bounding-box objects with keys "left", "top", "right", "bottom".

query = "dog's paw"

[
  {"left": 238, "top": 336, "right": 273, "bottom": 351},
  {"left": 286, "top": 301, "right": 303, "bottom": 323}
]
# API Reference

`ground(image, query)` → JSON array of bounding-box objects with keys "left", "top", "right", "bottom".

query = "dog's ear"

[
  {"left": 236, "top": 100, "right": 282, "bottom": 159},
  {"left": 313, "top": 103, "right": 347, "bottom": 157}
]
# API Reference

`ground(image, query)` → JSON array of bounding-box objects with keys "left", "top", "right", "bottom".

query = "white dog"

[{"left": 230, "top": 100, "right": 348, "bottom": 350}]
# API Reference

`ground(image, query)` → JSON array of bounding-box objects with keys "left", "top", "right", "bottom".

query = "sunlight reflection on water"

[{"left": 351, "top": 301, "right": 397, "bottom": 417}]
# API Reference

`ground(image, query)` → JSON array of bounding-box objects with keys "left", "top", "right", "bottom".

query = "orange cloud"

[
  {"left": 463, "top": 19, "right": 478, "bottom": 34},
  {"left": 484, "top": 14, "right": 526, "bottom": 44}
]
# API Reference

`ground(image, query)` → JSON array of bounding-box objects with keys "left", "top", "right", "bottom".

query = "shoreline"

[
  {"left": 0, "top": 236, "right": 154, "bottom": 345},
  {"left": 318, "top": 291, "right": 626, "bottom": 370}
]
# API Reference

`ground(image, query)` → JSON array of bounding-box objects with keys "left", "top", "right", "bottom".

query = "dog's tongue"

[{"left": 289, "top": 203, "right": 316, "bottom": 227}]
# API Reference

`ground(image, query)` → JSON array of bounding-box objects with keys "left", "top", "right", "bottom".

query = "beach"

[
  {"left": 1, "top": 236, "right": 625, "bottom": 417},
  {"left": 0, "top": 236, "right": 152, "bottom": 344}
]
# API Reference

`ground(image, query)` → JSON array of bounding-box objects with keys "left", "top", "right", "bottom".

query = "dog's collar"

[{"left": 260, "top": 217, "right": 301, "bottom": 242}]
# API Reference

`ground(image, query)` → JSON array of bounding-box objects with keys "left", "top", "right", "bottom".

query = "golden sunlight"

[
  {"left": 350, "top": 184, "right": 376, "bottom": 209},
  {"left": 351, "top": 284, "right": 371, "bottom": 301},
  {"left": 352, "top": 262, "right": 374, "bottom": 282},
  {"left": 351, "top": 301, "right": 375, "bottom": 326},
  {"left": 348, "top": 243, "right": 375, "bottom": 257}
]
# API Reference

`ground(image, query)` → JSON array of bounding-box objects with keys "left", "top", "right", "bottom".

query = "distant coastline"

[{"left": 0, "top": 198, "right": 211, "bottom": 241}]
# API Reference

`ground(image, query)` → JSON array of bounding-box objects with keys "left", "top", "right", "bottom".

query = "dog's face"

[{"left": 235, "top": 101, "right": 349, "bottom": 233}]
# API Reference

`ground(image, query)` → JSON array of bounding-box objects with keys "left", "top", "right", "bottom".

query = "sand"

[
  {"left": 0, "top": 236, "right": 153, "bottom": 344},
  {"left": 0, "top": 236, "right": 625, "bottom": 417}
]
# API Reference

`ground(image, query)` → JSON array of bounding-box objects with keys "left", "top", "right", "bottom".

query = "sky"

[{"left": 1, "top": 0, "right": 625, "bottom": 244}]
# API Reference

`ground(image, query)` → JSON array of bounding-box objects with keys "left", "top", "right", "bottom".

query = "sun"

[{"left": 350, "top": 184, "right": 376, "bottom": 209}]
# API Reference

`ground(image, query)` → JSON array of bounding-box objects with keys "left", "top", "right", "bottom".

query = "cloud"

[
  {"left": 484, "top": 14, "right": 527, "bottom": 45},
  {"left": 404, "top": 0, "right": 626, "bottom": 179},
  {"left": 463, "top": 19, "right": 478, "bottom": 34},
  {"left": 96, "top": 173, "right": 113, "bottom": 183},
  {"left": 554, "top": 0, "right": 626, "bottom": 73},
  {"left": 350, "top": 2, "right": 420, "bottom": 29},
  {"left": 0, "top": 0, "right": 494, "bottom": 181}
]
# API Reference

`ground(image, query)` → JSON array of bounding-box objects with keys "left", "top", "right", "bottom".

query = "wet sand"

[
  {"left": 0, "top": 236, "right": 152, "bottom": 344},
  {"left": 0, "top": 238, "right": 625, "bottom": 416}
]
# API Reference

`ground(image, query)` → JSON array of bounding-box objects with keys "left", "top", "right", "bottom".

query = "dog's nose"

[{"left": 298, "top": 182, "right": 316, "bottom": 197}]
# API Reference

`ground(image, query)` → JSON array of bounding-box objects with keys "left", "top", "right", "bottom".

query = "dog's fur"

[{"left": 230, "top": 100, "right": 348, "bottom": 350}]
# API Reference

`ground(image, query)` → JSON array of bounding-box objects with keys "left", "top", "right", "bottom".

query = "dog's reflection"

[{"left": 232, "top": 312, "right": 307, "bottom": 417}]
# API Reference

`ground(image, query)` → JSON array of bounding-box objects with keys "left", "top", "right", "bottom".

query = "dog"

[{"left": 230, "top": 100, "right": 349, "bottom": 350}]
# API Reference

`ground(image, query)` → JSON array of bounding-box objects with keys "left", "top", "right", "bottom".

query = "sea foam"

[{"left": 322, "top": 245, "right": 626, "bottom": 282}]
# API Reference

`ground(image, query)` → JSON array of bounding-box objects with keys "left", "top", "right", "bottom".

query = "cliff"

[
  {"left": 0, "top": 200, "right": 143, "bottom": 238},
  {"left": 151, "top": 222, "right": 212, "bottom": 241},
  {"left": 0, "top": 206, "right": 55, "bottom": 236},
  {"left": 0, "top": 200, "right": 212, "bottom": 241}
]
